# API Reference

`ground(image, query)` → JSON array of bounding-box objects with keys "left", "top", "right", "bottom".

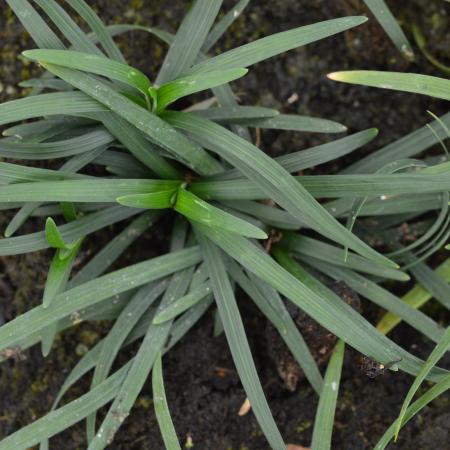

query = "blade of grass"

[
  {"left": 0, "top": 127, "right": 114, "bottom": 160},
  {"left": 363, "top": 0, "right": 414, "bottom": 60},
  {"left": 196, "top": 231, "right": 286, "bottom": 450},
  {"left": 377, "top": 258, "right": 450, "bottom": 335},
  {"left": 223, "top": 200, "right": 301, "bottom": 230},
  {"left": 406, "top": 255, "right": 450, "bottom": 310},
  {"left": 187, "top": 17, "right": 368, "bottom": 74},
  {"left": 153, "top": 282, "right": 211, "bottom": 324},
  {"left": 23, "top": 50, "right": 152, "bottom": 97},
  {"left": 342, "top": 112, "right": 450, "bottom": 174},
  {"left": 175, "top": 187, "right": 267, "bottom": 239},
  {"left": 310, "top": 340, "right": 345, "bottom": 450},
  {"left": 117, "top": 189, "right": 177, "bottom": 210},
  {"left": 191, "top": 172, "right": 450, "bottom": 200},
  {"left": 33, "top": 0, "right": 103, "bottom": 54},
  {"left": 239, "top": 114, "right": 347, "bottom": 134},
  {"left": 394, "top": 327, "right": 450, "bottom": 441},
  {"left": 0, "top": 179, "right": 180, "bottom": 203},
  {"left": 202, "top": 0, "right": 250, "bottom": 52},
  {"left": 156, "top": 0, "right": 223, "bottom": 84},
  {"left": 282, "top": 233, "right": 409, "bottom": 281},
  {"left": 152, "top": 353, "right": 182, "bottom": 450},
  {"left": 65, "top": 0, "right": 125, "bottom": 62},
  {"left": 192, "top": 106, "right": 279, "bottom": 121},
  {"left": 328, "top": 71, "right": 450, "bottom": 100},
  {"left": 0, "top": 92, "right": 106, "bottom": 126},
  {"left": 156, "top": 68, "right": 248, "bottom": 113},
  {"left": 96, "top": 112, "right": 180, "bottom": 179},
  {"left": 5, "top": 0, "right": 65, "bottom": 49}
]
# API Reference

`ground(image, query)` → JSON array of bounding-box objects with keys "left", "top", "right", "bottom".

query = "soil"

[{"left": 1, "top": 1, "right": 450, "bottom": 449}]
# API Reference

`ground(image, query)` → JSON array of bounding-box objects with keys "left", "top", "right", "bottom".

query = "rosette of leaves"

[{"left": 0, "top": 1, "right": 449, "bottom": 449}]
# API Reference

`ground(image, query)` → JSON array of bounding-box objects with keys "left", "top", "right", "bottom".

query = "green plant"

[{"left": 0, "top": 1, "right": 449, "bottom": 449}]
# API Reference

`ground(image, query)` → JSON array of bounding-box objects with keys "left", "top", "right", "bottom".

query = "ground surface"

[{"left": 1, "top": 1, "right": 450, "bottom": 449}]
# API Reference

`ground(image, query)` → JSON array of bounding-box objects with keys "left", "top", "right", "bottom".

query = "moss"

[{"left": 295, "top": 419, "right": 312, "bottom": 434}]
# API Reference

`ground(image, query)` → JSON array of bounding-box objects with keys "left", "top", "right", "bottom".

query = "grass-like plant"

[{"left": 0, "top": 1, "right": 449, "bottom": 449}]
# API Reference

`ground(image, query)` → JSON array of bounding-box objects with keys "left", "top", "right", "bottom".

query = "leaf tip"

[{"left": 327, "top": 71, "right": 349, "bottom": 82}]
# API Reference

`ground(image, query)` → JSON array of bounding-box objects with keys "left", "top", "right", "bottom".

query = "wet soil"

[{"left": 1, "top": 1, "right": 450, "bottom": 449}]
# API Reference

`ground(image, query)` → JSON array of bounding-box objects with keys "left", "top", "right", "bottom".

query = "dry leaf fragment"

[{"left": 238, "top": 397, "right": 252, "bottom": 416}]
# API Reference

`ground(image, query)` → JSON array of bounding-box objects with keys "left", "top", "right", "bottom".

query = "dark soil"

[{"left": 1, "top": 1, "right": 450, "bottom": 449}]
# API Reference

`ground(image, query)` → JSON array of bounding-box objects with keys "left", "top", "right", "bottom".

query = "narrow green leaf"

[
  {"left": 152, "top": 353, "right": 182, "bottom": 450},
  {"left": 343, "top": 112, "right": 450, "bottom": 174},
  {"left": 24, "top": 50, "right": 152, "bottom": 97},
  {"left": 363, "top": 0, "right": 414, "bottom": 60},
  {"left": 0, "top": 92, "right": 106, "bottom": 126},
  {"left": 191, "top": 172, "right": 450, "bottom": 200},
  {"left": 407, "top": 256, "right": 450, "bottom": 310},
  {"left": 202, "top": 0, "right": 250, "bottom": 53},
  {"left": 45, "top": 217, "right": 69, "bottom": 249},
  {"left": 153, "top": 282, "right": 212, "bottom": 324},
  {"left": 5, "top": 0, "right": 65, "bottom": 49},
  {"left": 157, "top": 0, "right": 223, "bottom": 84},
  {"left": 175, "top": 187, "right": 267, "bottom": 239},
  {"left": 311, "top": 340, "right": 345, "bottom": 450},
  {"left": 394, "top": 327, "right": 450, "bottom": 440},
  {"left": 117, "top": 189, "right": 178, "bottom": 210},
  {"left": 43, "top": 242, "right": 82, "bottom": 308},
  {"left": 0, "top": 127, "right": 114, "bottom": 160},
  {"left": 19, "top": 78, "right": 71, "bottom": 90},
  {"left": 196, "top": 232, "right": 286, "bottom": 450},
  {"left": 65, "top": 0, "right": 125, "bottom": 62},
  {"left": 0, "top": 179, "right": 180, "bottom": 203},
  {"left": 240, "top": 114, "right": 347, "bottom": 134},
  {"left": 191, "top": 106, "right": 279, "bottom": 123},
  {"left": 377, "top": 257, "right": 450, "bottom": 335},
  {"left": 224, "top": 200, "right": 300, "bottom": 230},
  {"left": 33, "top": 0, "right": 103, "bottom": 55},
  {"left": 41, "top": 240, "right": 83, "bottom": 357},
  {"left": 282, "top": 234, "right": 409, "bottom": 281},
  {"left": 329, "top": 71, "right": 450, "bottom": 100},
  {"left": 188, "top": 16, "right": 368, "bottom": 74},
  {"left": 156, "top": 68, "right": 248, "bottom": 112}
]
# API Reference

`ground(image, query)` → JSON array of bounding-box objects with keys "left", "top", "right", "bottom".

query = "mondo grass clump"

[{"left": 0, "top": 1, "right": 449, "bottom": 449}]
